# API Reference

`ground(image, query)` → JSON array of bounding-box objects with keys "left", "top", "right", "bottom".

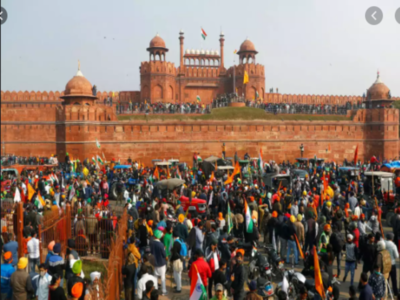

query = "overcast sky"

[{"left": 1, "top": 0, "right": 399, "bottom": 96}]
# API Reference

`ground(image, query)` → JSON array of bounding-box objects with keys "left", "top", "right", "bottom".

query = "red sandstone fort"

[{"left": 1, "top": 32, "right": 399, "bottom": 163}]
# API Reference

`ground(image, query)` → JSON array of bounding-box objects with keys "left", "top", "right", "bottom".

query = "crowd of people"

[{"left": 2, "top": 153, "right": 400, "bottom": 300}]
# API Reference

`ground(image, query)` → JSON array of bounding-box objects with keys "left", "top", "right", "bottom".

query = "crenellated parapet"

[{"left": 140, "top": 61, "right": 177, "bottom": 76}]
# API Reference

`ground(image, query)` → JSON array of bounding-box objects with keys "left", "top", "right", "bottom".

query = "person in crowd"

[
  {"left": 343, "top": 234, "right": 358, "bottom": 286},
  {"left": 385, "top": 233, "right": 399, "bottom": 296},
  {"left": 375, "top": 240, "right": 392, "bottom": 294},
  {"left": 27, "top": 231, "right": 40, "bottom": 273},
  {"left": 368, "top": 264, "right": 386, "bottom": 300},
  {"left": 137, "top": 265, "right": 158, "bottom": 300},
  {"left": 205, "top": 239, "right": 221, "bottom": 296},
  {"left": 32, "top": 264, "right": 52, "bottom": 300},
  {"left": 244, "top": 280, "right": 263, "bottom": 300},
  {"left": 231, "top": 252, "right": 245, "bottom": 300},
  {"left": 1, "top": 252, "right": 15, "bottom": 300},
  {"left": 150, "top": 229, "right": 167, "bottom": 296},
  {"left": 359, "top": 272, "right": 373, "bottom": 300},
  {"left": 142, "top": 280, "right": 154, "bottom": 300},
  {"left": 122, "top": 253, "right": 137, "bottom": 300},
  {"left": 170, "top": 233, "right": 183, "bottom": 293},
  {"left": 210, "top": 283, "right": 228, "bottom": 300},
  {"left": 49, "top": 273, "right": 67, "bottom": 300},
  {"left": 329, "top": 224, "right": 344, "bottom": 277},
  {"left": 189, "top": 249, "right": 212, "bottom": 295},
  {"left": 361, "top": 233, "right": 376, "bottom": 275},
  {"left": 10, "top": 257, "right": 34, "bottom": 300},
  {"left": 3, "top": 233, "right": 18, "bottom": 268}
]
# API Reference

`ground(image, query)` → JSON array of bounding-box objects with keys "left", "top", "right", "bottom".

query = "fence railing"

[{"left": 2, "top": 200, "right": 127, "bottom": 300}]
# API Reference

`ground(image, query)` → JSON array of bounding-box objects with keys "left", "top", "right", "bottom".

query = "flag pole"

[{"left": 233, "top": 57, "right": 236, "bottom": 98}]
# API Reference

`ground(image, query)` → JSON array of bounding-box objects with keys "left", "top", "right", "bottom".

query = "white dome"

[
  {"left": 191, "top": 49, "right": 196, "bottom": 54},
  {"left": 215, "top": 50, "right": 220, "bottom": 56},
  {"left": 180, "top": 29, "right": 184, "bottom": 34},
  {"left": 206, "top": 50, "right": 210, "bottom": 55},
  {"left": 210, "top": 50, "right": 215, "bottom": 55},
  {"left": 196, "top": 49, "right": 200, "bottom": 54},
  {"left": 200, "top": 49, "right": 205, "bottom": 55},
  {"left": 185, "top": 49, "right": 190, "bottom": 54}
]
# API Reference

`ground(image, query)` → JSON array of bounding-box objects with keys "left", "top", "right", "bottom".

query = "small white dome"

[
  {"left": 210, "top": 50, "right": 215, "bottom": 55},
  {"left": 185, "top": 49, "right": 190, "bottom": 54},
  {"left": 180, "top": 29, "right": 184, "bottom": 34},
  {"left": 215, "top": 50, "right": 220, "bottom": 56},
  {"left": 200, "top": 49, "right": 205, "bottom": 55},
  {"left": 220, "top": 31, "right": 225, "bottom": 36},
  {"left": 191, "top": 49, "right": 196, "bottom": 54},
  {"left": 206, "top": 50, "right": 210, "bottom": 55},
  {"left": 196, "top": 49, "right": 200, "bottom": 54}
]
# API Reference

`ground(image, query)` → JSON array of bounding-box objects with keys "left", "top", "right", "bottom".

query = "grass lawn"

[{"left": 118, "top": 107, "right": 351, "bottom": 121}]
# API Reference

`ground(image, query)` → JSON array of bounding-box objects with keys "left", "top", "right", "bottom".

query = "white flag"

[
  {"left": 96, "top": 139, "right": 101, "bottom": 149},
  {"left": 14, "top": 188, "right": 21, "bottom": 203},
  {"left": 208, "top": 191, "right": 213, "bottom": 206}
]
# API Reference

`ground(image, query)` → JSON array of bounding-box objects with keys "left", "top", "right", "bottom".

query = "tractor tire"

[{"left": 385, "top": 212, "right": 394, "bottom": 228}]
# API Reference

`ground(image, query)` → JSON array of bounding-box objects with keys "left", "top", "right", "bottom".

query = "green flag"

[{"left": 227, "top": 202, "right": 233, "bottom": 234}]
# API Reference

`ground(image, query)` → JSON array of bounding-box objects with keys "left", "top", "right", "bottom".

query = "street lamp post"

[{"left": 300, "top": 144, "right": 304, "bottom": 158}]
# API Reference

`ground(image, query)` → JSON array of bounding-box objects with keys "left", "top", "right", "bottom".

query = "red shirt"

[{"left": 188, "top": 257, "right": 212, "bottom": 287}]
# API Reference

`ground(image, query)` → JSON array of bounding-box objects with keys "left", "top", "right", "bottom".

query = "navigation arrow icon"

[
  {"left": 365, "top": 7, "right": 383, "bottom": 25},
  {"left": 372, "top": 11, "right": 377, "bottom": 20}
]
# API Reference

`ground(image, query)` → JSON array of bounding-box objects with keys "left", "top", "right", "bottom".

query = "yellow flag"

[
  {"left": 27, "top": 184, "right": 36, "bottom": 201},
  {"left": 83, "top": 167, "right": 89, "bottom": 177},
  {"left": 243, "top": 71, "right": 249, "bottom": 84}
]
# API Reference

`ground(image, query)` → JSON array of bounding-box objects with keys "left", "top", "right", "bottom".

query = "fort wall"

[{"left": 1, "top": 105, "right": 398, "bottom": 164}]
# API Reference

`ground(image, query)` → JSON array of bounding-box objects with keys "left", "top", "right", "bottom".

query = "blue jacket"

[
  {"left": 1, "top": 263, "right": 15, "bottom": 299},
  {"left": 3, "top": 241, "right": 18, "bottom": 267},
  {"left": 150, "top": 240, "right": 166, "bottom": 267}
]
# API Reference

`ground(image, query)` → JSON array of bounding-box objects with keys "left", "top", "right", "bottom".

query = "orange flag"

[
  {"left": 210, "top": 171, "right": 215, "bottom": 182},
  {"left": 328, "top": 144, "right": 331, "bottom": 151},
  {"left": 27, "top": 183, "right": 36, "bottom": 201},
  {"left": 37, "top": 192, "right": 46, "bottom": 207},
  {"left": 153, "top": 166, "right": 160, "bottom": 180},
  {"left": 224, "top": 161, "right": 241, "bottom": 185},
  {"left": 313, "top": 246, "right": 326, "bottom": 299},
  {"left": 167, "top": 166, "right": 170, "bottom": 179},
  {"left": 354, "top": 145, "right": 358, "bottom": 164},
  {"left": 294, "top": 234, "right": 304, "bottom": 259}
]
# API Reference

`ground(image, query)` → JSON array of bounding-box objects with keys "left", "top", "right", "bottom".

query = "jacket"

[
  {"left": 359, "top": 284, "right": 373, "bottom": 300},
  {"left": 122, "top": 263, "right": 136, "bottom": 288},
  {"left": 86, "top": 214, "right": 98, "bottom": 234},
  {"left": 305, "top": 218, "right": 316, "bottom": 240},
  {"left": 231, "top": 263, "right": 245, "bottom": 295},
  {"left": 67, "top": 275, "right": 85, "bottom": 300},
  {"left": 150, "top": 239, "right": 166, "bottom": 267},
  {"left": 362, "top": 242, "right": 376, "bottom": 265},
  {"left": 385, "top": 240, "right": 399, "bottom": 265},
  {"left": 245, "top": 291, "right": 263, "bottom": 300},
  {"left": 189, "top": 258, "right": 211, "bottom": 287},
  {"left": 293, "top": 221, "right": 305, "bottom": 244},
  {"left": 1, "top": 263, "right": 15, "bottom": 299},
  {"left": 10, "top": 269, "right": 34, "bottom": 300},
  {"left": 48, "top": 254, "right": 64, "bottom": 278},
  {"left": 174, "top": 223, "right": 188, "bottom": 242}
]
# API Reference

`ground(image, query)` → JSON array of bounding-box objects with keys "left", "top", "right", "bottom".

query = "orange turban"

[
  {"left": 48, "top": 241, "right": 55, "bottom": 251},
  {"left": 147, "top": 220, "right": 153, "bottom": 226},
  {"left": 71, "top": 282, "right": 83, "bottom": 298},
  {"left": 345, "top": 203, "right": 350, "bottom": 209},
  {"left": 249, "top": 196, "right": 255, "bottom": 202},
  {"left": 218, "top": 213, "right": 224, "bottom": 221},
  {"left": 237, "top": 249, "right": 245, "bottom": 257},
  {"left": 3, "top": 251, "right": 12, "bottom": 262},
  {"left": 272, "top": 211, "right": 278, "bottom": 218},
  {"left": 324, "top": 224, "right": 331, "bottom": 231},
  {"left": 352, "top": 215, "right": 358, "bottom": 221},
  {"left": 360, "top": 213, "right": 365, "bottom": 220}
]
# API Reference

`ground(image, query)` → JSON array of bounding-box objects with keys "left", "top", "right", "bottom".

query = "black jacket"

[
  {"left": 212, "top": 269, "right": 228, "bottom": 290},
  {"left": 122, "top": 263, "right": 136, "bottom": 288},
  {"left": 231, "top": 263, "right": 245, "bottom": 295},
  {"left": 174, "top": 223, "right": 188, "bottom": 242},
  {"left": 67, "top": 275, "right": 85, "bottom": 300}
]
